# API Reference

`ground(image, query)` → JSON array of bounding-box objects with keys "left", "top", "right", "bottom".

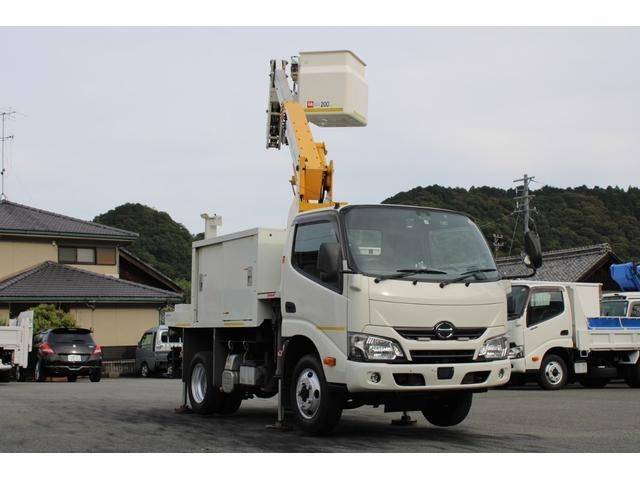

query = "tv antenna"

[{"left": 1, "top": 111, "right": 16, "bottom": 201}]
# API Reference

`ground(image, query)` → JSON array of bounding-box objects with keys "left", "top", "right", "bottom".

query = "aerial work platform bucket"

[
  {"left": 610, "top": 262, "right": 640, "bottom": 292},
  {"left": 297, "top": 50, "right": 368, "bottom": 127}
]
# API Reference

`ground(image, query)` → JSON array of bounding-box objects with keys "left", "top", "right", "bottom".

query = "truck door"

[
  {"left": 283, "top": 215, "right": 348, "bottom": 354},
  {"left": 524, "top": 287, "right": 571, "bottom": 369}
]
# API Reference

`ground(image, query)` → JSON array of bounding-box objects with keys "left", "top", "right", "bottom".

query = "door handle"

[
  {"left": 285, "top": 302, "right": 296, "bottom": 313},
  {"left": 560, "top": 330, "right": 569, "bottom": 336},
  {"left": 530, "top": 326, "right": 538, "bottom": 331}
]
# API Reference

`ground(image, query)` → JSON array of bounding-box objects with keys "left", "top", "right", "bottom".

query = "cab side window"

[
  {"left": 527, "top": 289, "right": 565, "bottom": 327},
  {"left": 292, "top": 220, "right": 340, "bottom": 289},
  {"left": 630, "top": 303, "right": 640, "bottom": 317}
]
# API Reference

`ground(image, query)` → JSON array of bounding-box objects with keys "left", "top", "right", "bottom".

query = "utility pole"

[
  {"left": 492, "top": 233, "right": 505, "bottom": 257},
  {"left": 0, "top": 111, "right": 16, "bottom": 201},
  {"left": 513, "top": 173, "right": 536, "bottom": 234}
]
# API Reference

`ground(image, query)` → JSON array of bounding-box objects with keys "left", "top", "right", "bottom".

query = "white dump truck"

[
  {"left": 0, "top": 311, "right": 33, "bottom": 382},
  {"left": 167, "top": 51, "right": 542, "bottom": 434},
  {"left": 507, "top": 281, "right": 640, "bottom": 389}
]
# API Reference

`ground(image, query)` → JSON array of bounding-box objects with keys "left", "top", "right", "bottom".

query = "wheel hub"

[
  {"left": 296, "top": 368, "right": 321, "bottom": 420},
  {"left": 545, "top": 360, "right": 563, "bottom": 385},
  {"left": 191, "top": 363, "right": 207, "bottom": 404}
]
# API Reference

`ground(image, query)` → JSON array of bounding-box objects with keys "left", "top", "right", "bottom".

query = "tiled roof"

[
  {"left": 0, "top": 261, "right": 182, "bottom": 304},
  {"left": 0, "top": 200, "right": 138, "bottom": 241},
  {"left": 496, "top": 243, "right": 622, "bottom": 281}
]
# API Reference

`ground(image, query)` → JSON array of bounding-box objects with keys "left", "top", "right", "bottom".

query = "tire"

[
  {"left": 90, "top": 369, "right": 102, "bottom": 383},
  {"left": 187, "top": 352, "right": 223, "bottom": 414},
  {"left": 537, "top": 354, "right": 568, "bottom": 390},
  {"left": 67, "top": 374, "right": 78, "bottom": 383},
  {"left": 290, "top": 354, "right": 343, "bottom": 435},
  {"left": 422, "top": 392, "right": 473, "bottom": 427},
  {"left": 624, "top": 360, "right": 640, "bottom": 388},
  {"left": 578, "top": 377, "right": 609, "bottom": 388},
  {"left": 15, "top": 367, "right": 26, "bottom": 382},
  {"left": 34, "top": 360, "right": 47, "bottom": 383},
  {"left": 140, "top": 362, "right": 150, "bottom": 378}
]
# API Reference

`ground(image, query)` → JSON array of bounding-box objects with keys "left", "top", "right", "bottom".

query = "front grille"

[
  {"left": 396, "top": 327, "right": 486, "bottom": 341},
  {"left": 409, "top": 349, "right": 475, "bottom": 364}
]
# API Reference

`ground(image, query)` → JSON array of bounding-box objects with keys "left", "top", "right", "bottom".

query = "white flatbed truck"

[
  {"left": 167, "top": 51, "right": 542, "bottom": 434},
  {"left": 0, "top": 311, "right": 33, "bottom": 382},
  {"left": 507, "top": 281, "right": 640, "bottom": 389}
]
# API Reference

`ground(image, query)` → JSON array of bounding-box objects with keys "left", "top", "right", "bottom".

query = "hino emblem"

[{"left": 434, "top": 321, "right": 455, "bottom": 340}]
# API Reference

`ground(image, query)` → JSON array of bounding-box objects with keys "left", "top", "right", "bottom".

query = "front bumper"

[
  {"left": 510, "top": 357, "right": 526, "bottom": 373},
  {"left": 345, "top": 358, "right": 511, "bottom": 392}
]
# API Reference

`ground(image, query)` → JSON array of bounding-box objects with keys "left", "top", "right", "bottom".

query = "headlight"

[
  {"left": 508, "top": 345, "right": 524, "bottom": 359},
  {"left": 477, "top": 335, "right": 509, "bottom": 361},
  {"left": 348, "top": 333, "right": 405, "bottom": 362}
]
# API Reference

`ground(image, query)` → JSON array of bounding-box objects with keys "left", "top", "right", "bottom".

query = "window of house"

[
  {"left": 58, "top": 246, "right": 116, "bottom": 265},
  {"left": 527, "top": 289, "right": 565, "bottom": 327},
  {"left": 292, "top": 220, "right": 340, "bottom": 289}
]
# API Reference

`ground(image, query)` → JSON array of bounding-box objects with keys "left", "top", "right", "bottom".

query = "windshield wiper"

[
  {"left": 374, "top": 268, "right": 448, "bottom": 284},
  {"left": 439, "top": 268, "right": 498, "bottom": 288}
]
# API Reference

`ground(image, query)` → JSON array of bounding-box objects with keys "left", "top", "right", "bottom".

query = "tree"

[{"left": 31, "top": 304, "right": 76, "bottom": 334}]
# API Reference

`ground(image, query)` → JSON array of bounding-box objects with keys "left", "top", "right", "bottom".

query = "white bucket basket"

[{"left": 297, "top": 50, "right": 368, "bottom": 127}]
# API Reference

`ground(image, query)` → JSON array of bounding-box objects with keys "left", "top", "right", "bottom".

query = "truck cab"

[{"left": 601, "top": 292, "right": 640, "bottom": 318}]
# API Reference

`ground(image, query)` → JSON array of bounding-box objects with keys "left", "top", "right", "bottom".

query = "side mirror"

[
  {"left": 523, "top": 230, "right": 543, "bottom": 270},
  {"left": 317, "top": 242, "right": 341, "bottom": 282}
]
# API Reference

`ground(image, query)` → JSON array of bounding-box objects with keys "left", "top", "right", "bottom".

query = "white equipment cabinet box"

[
  {"left": 192, "top": 228, "right": 286, "bottom": 328},
  {"left": 298, "top": 50, "right": 368, "bottom": 127}
]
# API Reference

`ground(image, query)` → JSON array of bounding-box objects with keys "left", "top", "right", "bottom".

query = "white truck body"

[
  {"left": 0, "top": 311, "right": 34, "bottom": 376},
  {"left": 507, "top": 281, "right": 640, "bottom": 389},
  {"left": 167, "top": 204, "right": 515, "bottom": 432}
]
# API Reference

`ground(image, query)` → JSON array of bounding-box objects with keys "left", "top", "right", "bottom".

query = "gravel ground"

[{"left": 0, "top": 377, "right": 638, "bottom": 452}]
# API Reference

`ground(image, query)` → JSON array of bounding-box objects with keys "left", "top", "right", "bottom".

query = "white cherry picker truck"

[{"left": 167, "top": 50, "right": 543, "bottom": 434}]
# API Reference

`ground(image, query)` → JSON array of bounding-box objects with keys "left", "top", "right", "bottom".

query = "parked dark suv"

[{"left": 31, "top": 328, "right": 102, "bottom": 382}]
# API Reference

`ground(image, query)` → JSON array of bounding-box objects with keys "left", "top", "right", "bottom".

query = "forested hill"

[
  {"left": 94, "top": 203, "right": 200, "bottom": 283},
  {"left": 383, "top": 185, "right": 640, "bottom": 261}
]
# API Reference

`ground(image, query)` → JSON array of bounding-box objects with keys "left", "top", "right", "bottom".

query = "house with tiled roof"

[
  {"left": 0, "top": 199, "right": 182, "bottom": 360},
  {"left": 496, "top": 243, "right": 623, "bottom": 291}
]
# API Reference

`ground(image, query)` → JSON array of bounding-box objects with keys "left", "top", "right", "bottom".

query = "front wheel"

[
  {"left": 537, "top": 354, "right": 568, "bottom": 390},
  {"left": 422, "top": 392, "right": 473, "bottom": 427},
  {"left": 290, "top": 354, "right": 343, "bottom": 435},
  {"left": 140, "top": 362, "right": 150, "bottom": 378}
]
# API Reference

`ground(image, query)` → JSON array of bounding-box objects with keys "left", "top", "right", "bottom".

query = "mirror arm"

[{"left": 502, "top": 269, "right": 537, "bottom": 280}]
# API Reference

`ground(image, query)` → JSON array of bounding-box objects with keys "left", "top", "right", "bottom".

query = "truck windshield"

[
  {"left": 601, "top": 300, "right": 628, "bottom": 317},
  {"left": 342, "top": 206, "right": 499, "bottom": 282}
]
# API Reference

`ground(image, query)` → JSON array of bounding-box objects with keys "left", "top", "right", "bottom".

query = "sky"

[{"left": 0, "top": 27, "right": 638, "bottom": 234}]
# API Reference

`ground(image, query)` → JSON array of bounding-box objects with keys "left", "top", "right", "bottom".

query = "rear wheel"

[
  {"left": 578, "top": 376, "right": 609, "bottom": 388},
  {"left": 34, "top": 360, "right": 47, "bottom": 382},
  {"left": 624, "top": 360, "right": 640, "bottom": 388},
  {"left": 537, "top": 354, "right": 568, "bottom": 390},
  {"left": 290, "top": 354, "right": 343, "bottom": 435},
  {"left": 187, "top": 351, "right": 240, "bottom": 415},
  {"left": 67, "top": 374, "right": 78, "bottom": 383},
  {"left": 422, "top": 392, "right": 473, "bottom": 427},
  {"left": 90, "top": 369, "right": 102, "bottom": 383}
]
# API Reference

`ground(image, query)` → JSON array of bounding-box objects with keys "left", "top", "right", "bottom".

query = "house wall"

[
  {"left": 0, "top": 238, "right": 119, "bottom": 279},
  {"left": 0, "top": 239, "right": 56, "bottom": 279},
  {"left": 72, "top": 306, "right": 160, "bottom": 348}
]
